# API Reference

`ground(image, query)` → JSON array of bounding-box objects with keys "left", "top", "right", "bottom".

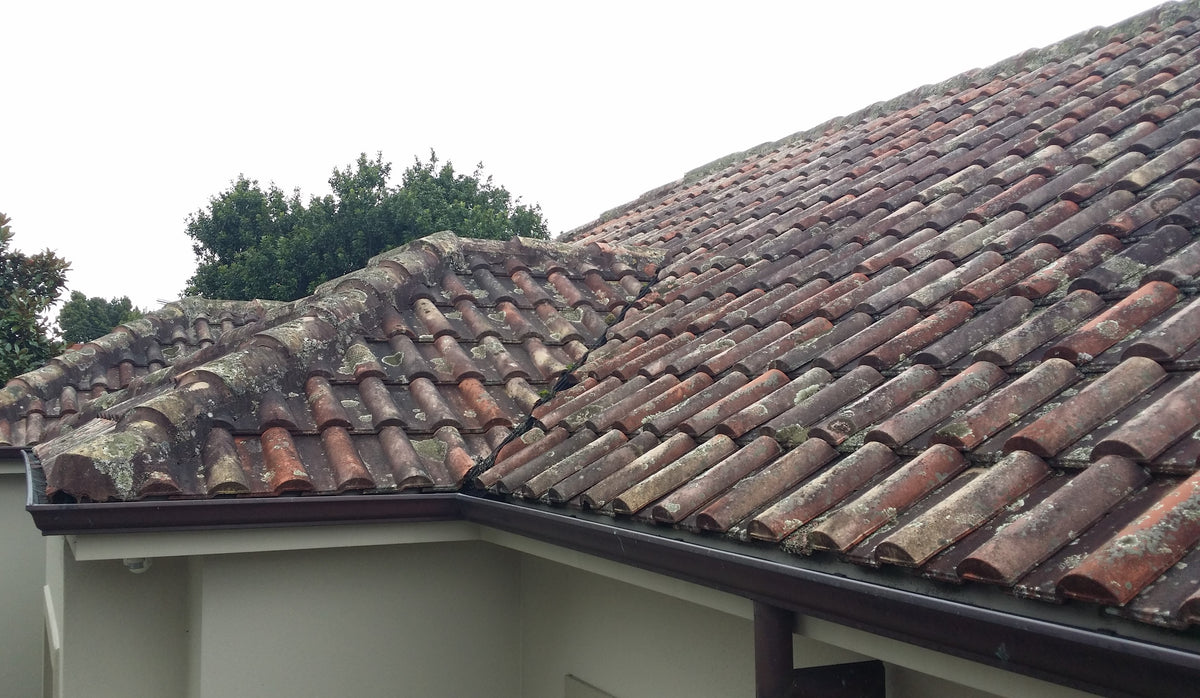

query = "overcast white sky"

[{"left": 2, "top": 1, "right": 1169, "bottom": 312}]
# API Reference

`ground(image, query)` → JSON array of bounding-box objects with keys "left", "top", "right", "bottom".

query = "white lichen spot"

[
  {"left": 1095, "top": 319, "right": 1122, "bottom": 339},
  {"left": 792, "top": 383, "right": 823, "bottom": 405}
]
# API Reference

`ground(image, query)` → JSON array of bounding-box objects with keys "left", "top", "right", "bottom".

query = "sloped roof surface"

[
  {"left": 2, "top": 235, "right": 656, "bottom": 500},
  {"left": 8, "top": 0, "right": 1200, "bottom": 640},
  {"left": 493, "top": 2, "right": 1200, "bottom": 630}
]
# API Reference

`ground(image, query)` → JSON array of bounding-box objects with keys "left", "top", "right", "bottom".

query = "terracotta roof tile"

[
  {"left": 865, "top": 361, "right": 1007, "bottom": 449},
  {"left": 958, "top": 455, "right": 1149, "bottom": 586},
  {"left": 932, "top": 358, "right": 1080, "bottom": 451},
  {"left": 1005, "top": 356, "right": 1167, "bottom": 457},
  {"left": 1123, "top": 293, "right": 1200, "bottom": 361},
  {"left": 1060, "top": 468, "right": 1200, "bottom": 605},
  {"left": 974, "top": 289, "right": 1106, "bottom": 366},
  {"left": 805, "top": 444, "right": 967, "bottom": 553},
  {"left": 1044, "top": 280, "right": 1180, "bottom": 363},
  {"left": 694, "top": 437, "right": 835, "bottom": 532},
  {"left": 875, "top": 451, "right": 1050, "bottom": 567}
]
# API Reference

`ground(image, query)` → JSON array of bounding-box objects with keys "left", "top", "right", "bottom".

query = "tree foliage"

[
  {"left": 57, "top": 292, "right": 142, "bottom": 345},
  {"left": 184, "top": 153, "right": 549, "bottom": 301},
  {"left": 0, "top": 213, "right": 69, "bottom": 383}
]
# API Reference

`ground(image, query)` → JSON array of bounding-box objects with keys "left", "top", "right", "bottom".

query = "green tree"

[
  {"left": 56, "top": 292, "right": 142, "bottom": 345},
  {"left": 184, "top": 152, "right": 549, "bottom": 301},
  {"left": 0, "top": 213, "right": 69, "bottom": 383}
]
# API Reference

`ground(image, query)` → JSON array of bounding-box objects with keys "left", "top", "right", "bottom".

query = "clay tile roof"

[
  {"left": 489, "top": 1, "right": 1200, "bottom": 633},
  {"left": 13, "top": 0, "right": 1200, "bottom": 646},
  {"left": 4, "top": 233, "right": 658, "bottom": 501}
]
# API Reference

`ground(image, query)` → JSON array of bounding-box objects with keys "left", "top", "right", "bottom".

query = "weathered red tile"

[
  {"left": 748, "top": 442, "right": 897, "bottom": 542},
  {"left": 546, "top": 431, "right": 660, "bottom": 504},
  {"left": 866, "top": 362, "right": 1007, "bottom": 449},
  {"left": 716, "top": 367, "right": 832, "bottom": 439},
  {"left": 320, "top": 427, "right": 375, "bottom": 491},
  {"left": 953, "top": 244, "right": 1060, "bottom": 303},
  {"left": 958, "top": 455, "right": 1149, "bottom": 586},
  {"left": 1060, "top": 468, "right": 1200, "bottom": 605},
  {"left": 611, "top": 434, "right": 740, "bottom": 515},
  {"left": 813, "top": 307, "right": 922, "bottom": 371},
  {"left": 860, "top": 302, "right": 974, "bottom": 369},
  {"left": 1123, "top": 294, "right": 1200, "bottom": 362},
  {"left": 875, "top": 451, "right": 1050, "bottom": 567},
  {"left": 902, "top": 252, "right": 1003, "bottom": 310},
  {"left": 808, "top": 365, "right": 941, "bottom": 446},
  {"left": 1116, "top": 139, "right": 1200, "bottom": 191},
  {"left": 533, "top": 376, "right": 621, "bottom": 430},
  {"left": 679, "top": 369, "right": 792, "bottom": 436},
  {"left": 261, "top": 426, "right": 314, "bottom": 494},
  {"left": 1069, "top": 223, "right": 1192, "bottom": 294},
  {"left": 581, "top": 433, "right": 696, "bottom": 509},
  {"left": 495, "top": 428, "right": 606, "bottom": 494},
  {"left": 694, "top": 437, "right": 836, "bottom": 532},
  {"left": 855, "top": 259, "right": 956, "bottom": 314},
  {"left": 1011, "top": 234, "right": 1124, "bottom": 299},
  {"left": 514, "top": 429, "right": 629, "bottom": 499},
  {"left": 932, "top": 358, "right": 1080, "bottom": 451},
  {"left": 1005, "top": 356, "right": 1167, "bottom": 458},
  {"left": 781, "top": 274, "right": 869, "bottom": 324},
  {"left": 974, "top": 290, "right": 1105, "bottom": 366},
  {"left": 913, "top": 296, "right": 1034, "bottom": 367},
  {"left": 614, "top": 373, "right": 715, "bottom": 433},
  {"left": 805, "top": 444, "right": 967, "bottom": 553},
  {"left": 643, "top": 372, "right": 750, "bottom": 436},
  {"left": 741, "top": 280, "right": 831, "bottom": 327},
  {"left": 816, "top": 267, "right": 910, "bottom": 320},
  {"left": 584, "top": 374, "right": 680, "bottom": 432},
  {"left": 708, "top": 320, "right": 825, "bottom": 376},
  {"left": 767, "top": 313, "right": 875, "bottom": 373},
  {"left": 760, "top": 365, "right": 886, "bottom": 446},
  {"left": 481, "top": 426, "right": 570, "bottom": 488},
  {"left": 1094, "top": 371, "right": 1200, "bottom": 462},
  {"left": 649, "top": 436, "right": 780, "bottom": 523},
  {"left": 1144, "top": 235, "right": 1200, "bottom": 286},
  {"left": 1045, "top": 281, "right": 1179, "bottom": 364}
]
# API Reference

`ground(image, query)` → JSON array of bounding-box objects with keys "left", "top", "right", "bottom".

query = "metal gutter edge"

[
  {"left": 27, "top": 492, "right": 462, "bottom": 535},
  {"left": 459, "top": 495, "right": 1200, "bottom": 698}
]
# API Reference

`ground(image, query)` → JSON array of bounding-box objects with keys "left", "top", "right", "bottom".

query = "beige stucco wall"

[
  {"left": 189, "top": 542, "right": 522, "bottom": 698},
  {"left": 48, "top": 538, "right": 522, "bottom": 698},
  {"left": 0, "top": 460, "right": 45, "bottom": 698}
]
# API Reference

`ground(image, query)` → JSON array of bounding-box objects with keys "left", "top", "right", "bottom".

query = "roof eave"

[{"left": 26, "top": 456, "right": 1200, "bottom": 698}]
